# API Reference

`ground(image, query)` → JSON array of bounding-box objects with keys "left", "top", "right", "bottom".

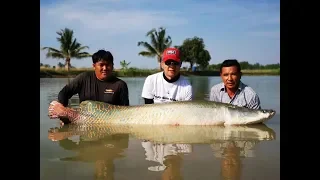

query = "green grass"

[
  {"left": 40, "top": 67, "right": 280, "bottom": 78},
  {"left": 241, "top": 69, "right": 280, "bottom": 75}
]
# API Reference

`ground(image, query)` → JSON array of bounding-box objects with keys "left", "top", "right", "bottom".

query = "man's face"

[
  {"left": 93, "top": 60, "right": 113, "bottom": 80},
  {"left": 220, "top": 66, "right": 241, "bottom": 90},
  {"left": 162, "top": 60, "right": 181, "bottom": 79}
]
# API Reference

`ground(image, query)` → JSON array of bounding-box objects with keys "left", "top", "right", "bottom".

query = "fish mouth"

[
  {"left": 268, "top": 110, "right": 276, "bottom": 118},
  {"left": 271, "top": 111, "right": 275, "bottom": 115},
  {"left": 261, "top": 109, "right": 276, "bottom": 118}
]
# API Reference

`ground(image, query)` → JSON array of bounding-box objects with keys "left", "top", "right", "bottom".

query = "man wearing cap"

[
  {"left": 141, "top": 47, "right": 193, "bottom": 104},
  {"left": 48, "top": 49, "right": 130, "bottom": 125},
  {"left": 141, "top": 47, "right": 193, "bottom": 172}
]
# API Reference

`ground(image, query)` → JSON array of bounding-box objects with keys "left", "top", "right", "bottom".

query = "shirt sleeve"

[
  {"left": 184, "top": 85, "right": 193, "bottom": 101},
  {"left": 119, "top": 81, "right": 130, "bottom": 106},
  {"left": 247, "top": 94, "right": 261, "bottom": 109},
  {"left": 141, "top": 76, "right": 154, "bottom": 99},
  {"left": 144, "top": 98, "right": 154, "bottom": 104},
  {"left": 58, "top": 73, "right": 84, "bottom": 106},
  {"left": 209, "top": 86, "right": 220, "bottom": 102}
]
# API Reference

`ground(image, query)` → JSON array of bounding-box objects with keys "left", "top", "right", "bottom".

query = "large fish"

[
  {"left": 52, "top": 100, "right": 276, "bottom": 126},
  {"left": 48, "top": 123, "right": 276, "bottom": 143}
]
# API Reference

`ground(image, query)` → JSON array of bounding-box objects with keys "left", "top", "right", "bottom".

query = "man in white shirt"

[
  {"left": 141, "top": 47, "right": 193, "bottom": 104},
  {"left": 141, "top": 142, "right": 192, "bottom": 171},
  {"left": 140, "top": 47, "right": 193, "bottom": 172}
]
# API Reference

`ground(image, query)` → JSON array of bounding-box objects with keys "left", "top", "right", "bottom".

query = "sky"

[{"left": 40, "top": 0, "right": 280, "bottom": 69}]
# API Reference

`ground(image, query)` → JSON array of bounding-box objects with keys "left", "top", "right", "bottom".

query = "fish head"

[
  {"left": 243, "top": 108, "right": 276, "bottom": 124},
  {"left": 226, "top": 107, "right": 276, "bottom": 125},
  {"left": 260, "top": 109, "right": 276, "bottom": 119},
  {"left": 242, "top": 108, "right": 276, "bottom": 119}
]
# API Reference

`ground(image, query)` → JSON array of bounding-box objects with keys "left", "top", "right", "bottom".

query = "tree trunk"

[
  {"left": 157, "top": 56, "right": 162, "bottom": 71},
  {"left": 190, "top": 62, "right": 194, "bottom": 72},
  {"left": 65, "top": 58, "right": 71, "bottom": 71}
]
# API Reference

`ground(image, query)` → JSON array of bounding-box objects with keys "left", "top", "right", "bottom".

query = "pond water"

[{"left": 40, "top": 76, "right": 280, "bottom": 180}]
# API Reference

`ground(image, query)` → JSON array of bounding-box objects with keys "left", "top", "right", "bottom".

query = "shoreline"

[{"left": 40, "top": 68, "right": 280, "bottom": 78}]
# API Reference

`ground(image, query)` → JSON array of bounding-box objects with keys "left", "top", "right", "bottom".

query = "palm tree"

[
  {"left": 41, "top": 28, "right": 91, "bottom": 71},
  {"left": 137, "top": 27, "right": 172, "bottom": 70},
  {"left": 120, "top": 60, "right": 131, "bottom": 70}
]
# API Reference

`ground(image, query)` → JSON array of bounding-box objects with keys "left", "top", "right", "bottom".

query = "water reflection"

[
  {"left": 49, "top": 129, "right": 128, "bottom": 179},
  {"left": 141, "top": 141, "right": 190, "bottom": 180},
  {"left": 161, "top": 154, "right": 184, "bottom": 180},
  {"left": 211, "top": 140, "right": 258, "bottom": 180},
  {"left": 48, "top": 123, "right": 275, "bottom": 180}
]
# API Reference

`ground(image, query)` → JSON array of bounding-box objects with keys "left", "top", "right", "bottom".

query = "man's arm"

[
  {"left": 209, "top": 86, "right": 220, "bottom": 102},
  {"left": 118, "top": 82, "right": 130, "bottom": 106},
  {"left": 58, "top": 73, "right": 84, "bottom": 107},
  {"left": 141, "top": 76, "right": 154, "bottom": 104},
  {"left": 247, "top": 94, "right": 261, "bottom": 109},
  {"left": 184, "top": 85, "right": 193, "bottom": 101},
  {"left": 144, "top": 98, "right": 154, "bottom": 104}
]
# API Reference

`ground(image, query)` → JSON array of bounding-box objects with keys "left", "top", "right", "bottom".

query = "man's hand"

[
  {"left": 48, "top": 101, "right": 67, "bottom": 119},
  {"left": 48, "top": 127, "right": 70, "bottom": 141}
]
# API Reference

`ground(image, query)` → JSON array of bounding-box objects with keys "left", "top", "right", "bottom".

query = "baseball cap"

[{"left": 162, "top": 48, "right": 180, "bottom": 62}]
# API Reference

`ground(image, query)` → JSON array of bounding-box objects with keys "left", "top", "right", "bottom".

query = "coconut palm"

[
  {"left": 41, "top": 28, "right": 91, "bottom": 71},
  {"left": 120, "top": 60, "right": 131, "bottom": 70},
  {"left": 137, "top": 27, "right": 172, "bottom": 70}
]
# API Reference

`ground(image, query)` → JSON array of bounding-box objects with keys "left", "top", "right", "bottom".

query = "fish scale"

[{"left": 62, "top": 100, "right": 276, "bottom": 126}]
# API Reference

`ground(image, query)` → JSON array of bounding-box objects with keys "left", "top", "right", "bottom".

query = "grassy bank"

[{"left": 40, "top": 67, "right": 280, "bottom": 78}]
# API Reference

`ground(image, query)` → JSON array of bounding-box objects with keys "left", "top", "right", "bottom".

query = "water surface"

[{"left": 40, "top": 76, "right": 280, "bottom": 180}]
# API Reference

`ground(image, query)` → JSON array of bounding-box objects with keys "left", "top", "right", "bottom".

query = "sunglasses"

[{"left": 164, "top": 61, "right": 181, "bottom": 66}]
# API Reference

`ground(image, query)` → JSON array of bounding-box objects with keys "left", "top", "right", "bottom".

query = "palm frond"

[
  {"left": 138, "top": 51, "right": 156, "bottom": 57},
  {"left": 137, "top": 41, "right": 158, "bottom": 55},
  {"left": 73, "top": 52, "right": 91, "bottom": 59},
  {"left": 45, "top": 52, "right": 65, "bottom": 59}
]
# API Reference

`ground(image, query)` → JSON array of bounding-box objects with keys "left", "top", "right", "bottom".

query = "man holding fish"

[{"left": 209, "top": 59, "right": 261, "bottom": 109}]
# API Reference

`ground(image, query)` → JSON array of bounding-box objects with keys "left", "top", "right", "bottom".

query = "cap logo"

[{"left": 166, "top": 50, "right": 176, "bottom": 55}]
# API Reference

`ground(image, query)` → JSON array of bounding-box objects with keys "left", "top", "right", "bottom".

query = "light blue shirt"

[{"left": 209, "top": 81, "right": 261, "bottom": 109}]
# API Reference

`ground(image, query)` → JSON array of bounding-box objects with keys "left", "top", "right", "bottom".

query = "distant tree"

[
  {"left": 207, "top": 61, "right": 280, "bottom": 70},
  {"left": 137, "top": 27, "right": 172, "bottom": 70},
  {"left": 239, "top": 61, "right": 250, "bottom": 69},
  {"left": 120, "top": 60, "right": 131, "bottom": 70},
  {"left": 57, "top": 62, "right": 64, "bottom": 68},
  {"left": 175, "top": 36, "right": 211, "bottom": 70},
  {"left": 264, "top": 63, "right": 280, "bottom": 69},
  {"left": 41, "top": 28, "right": 91, "bottom": 71},
  {"left": 197, "top": 49, "right": 211, "bottom": 70}
]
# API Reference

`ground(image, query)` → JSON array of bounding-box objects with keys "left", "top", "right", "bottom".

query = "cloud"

[
  {"left": 43, "top": 7, "right": 187, "bottom": 35},
  {"left": 40, "top": 0, "right": 280, "bottom": 68},
  {"left": 41, "top": 0, "right": 187, "bottom": 36}
]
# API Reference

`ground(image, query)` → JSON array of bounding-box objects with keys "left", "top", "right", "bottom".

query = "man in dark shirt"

[{"left": 48, "top": 50, "right": 129, "bottom": 124}]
